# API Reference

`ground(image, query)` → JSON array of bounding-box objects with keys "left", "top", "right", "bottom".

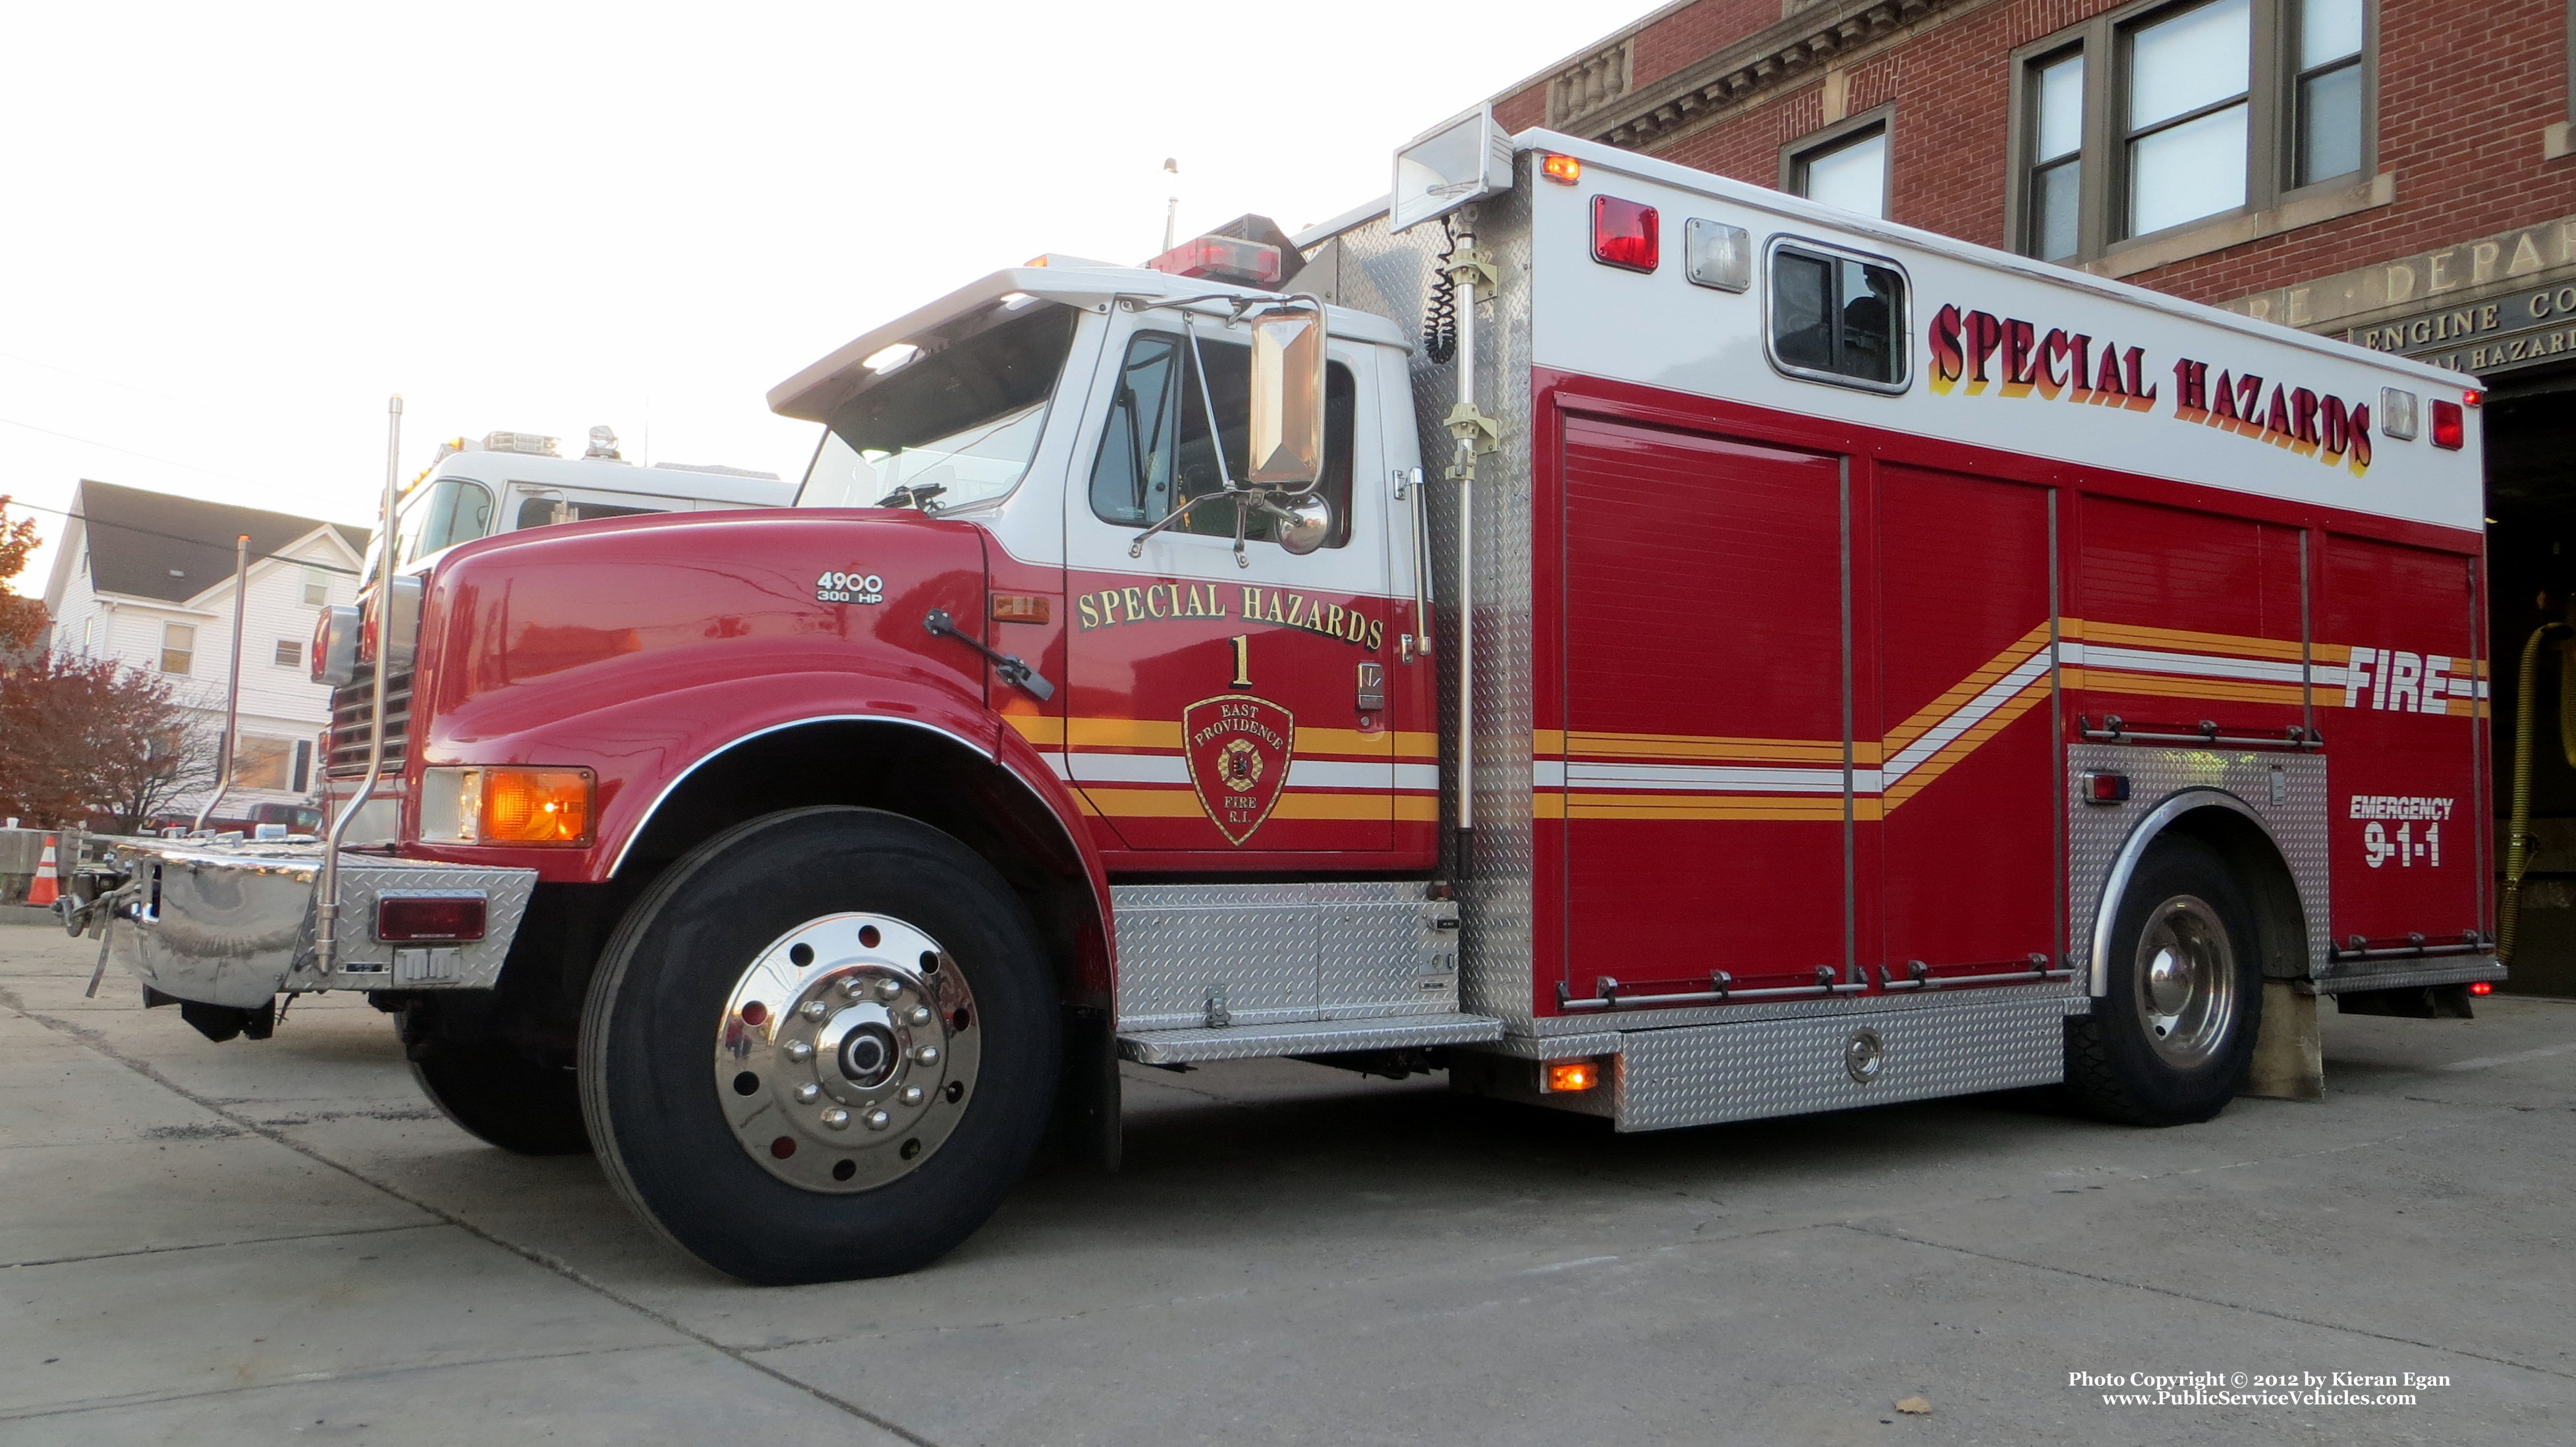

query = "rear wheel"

[
  {"left": 579, "top": 807, "right": 1057, "bottom": 1284},
  {"left": 2067, "top": 833, "right": 2263, "bottom": 1126}
]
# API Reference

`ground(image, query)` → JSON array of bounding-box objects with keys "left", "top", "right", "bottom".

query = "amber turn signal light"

[
  {"left": 1542, "top": 153, "right": 1581, "bottom": 184},
  {"left": 1544, "top": 1060, "right": 1599, "bottom": 1092},
  {"left": 420, "top": 766, "right": 595, "bottom": 847}
]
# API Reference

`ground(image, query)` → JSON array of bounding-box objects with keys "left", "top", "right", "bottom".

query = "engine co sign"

[{"left": 2345, "top": 282, "right": 2576, "bottom": 375}]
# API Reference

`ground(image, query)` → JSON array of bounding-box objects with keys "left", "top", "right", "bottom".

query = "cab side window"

[{"left": 1089, "top": 329, "right": 1354, "bottom": 548}]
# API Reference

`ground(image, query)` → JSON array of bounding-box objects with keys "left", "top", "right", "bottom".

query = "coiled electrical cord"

[{"left": 1421, "top": 216, "right": 1460, "bottom": 364}]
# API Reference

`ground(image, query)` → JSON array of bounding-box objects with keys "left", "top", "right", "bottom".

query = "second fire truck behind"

[{"left": 82, "top": 114, "right": 2498, "bottom": 1283}]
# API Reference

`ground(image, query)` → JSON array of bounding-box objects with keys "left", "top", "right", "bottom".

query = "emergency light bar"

[
  {"left": 1146, "top": 234, "right": 1283, "bottom": 289},
  {"left": 480, "top": 431, "right": 560, "bottom": 457}
]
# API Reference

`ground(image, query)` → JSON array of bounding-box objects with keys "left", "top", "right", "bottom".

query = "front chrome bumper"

[{"left": 98, "top": 840, "right": 536, "bottom": 1008}]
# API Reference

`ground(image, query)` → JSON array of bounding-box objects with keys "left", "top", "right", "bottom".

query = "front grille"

[{"left": 327, "top": 669, "right": 413, "bottom": 778}]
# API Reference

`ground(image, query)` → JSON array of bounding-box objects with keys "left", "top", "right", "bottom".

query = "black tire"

[
  {"left": 2066, "top": 833, "right": 2264, "bottom": 1126},
  {"left": 410, "top": 1049, "right": 591, "bottom": 1155},
  {"left": 578, "top": 807, "right": 1058, "bottom": 1284}
]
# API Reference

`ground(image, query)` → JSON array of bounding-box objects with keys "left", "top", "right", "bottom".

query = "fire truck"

[{"left": 68, "top": 113, "right": 2498, "bottom": 1285}]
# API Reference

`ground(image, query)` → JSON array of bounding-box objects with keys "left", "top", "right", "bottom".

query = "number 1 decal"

[{"left": 1229, "top": 634, "right": 1252, "bottom": 687}]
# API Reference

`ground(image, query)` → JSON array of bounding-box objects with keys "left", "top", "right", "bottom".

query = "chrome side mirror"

[
  {"left": 1246, "top": 303, "right": 1326, "bottom": 486},
  {"left": 1267, "top": 492, "right": 1334, "bottom": 556}
]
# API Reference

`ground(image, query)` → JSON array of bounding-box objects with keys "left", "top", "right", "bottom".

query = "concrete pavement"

[{"left": 1, "top": 921, "right": 2569, "bottom": 1445}]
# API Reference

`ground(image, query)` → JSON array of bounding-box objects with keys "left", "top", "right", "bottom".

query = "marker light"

[
  {"left": 1542, "top": 154, "right": 1582, "bottom": 184},
  {"left": 2082, "top": 772, "right": 2130, "bottom": 804},
  {"left": 2470, "top": 980, "right": 2494, "bottom": 996},
  {"left": 2462, "top": 389, "right": 2483, "bottom": 408},
  {"left": 1592, "top": 196, "right": 1659, "bottom": 273},
  {"left": 377, "top": 895, "right": 488, "bottom": 942},
  {"left": 419, "top": 766, "right": 595, "bottom": 847},
  {"left": 2430, "top": 399, "right": 2465, "bottom": 450},
  {"left": 1544, "top": 1060, "right": 1600, "bottom": 1092},
  {"left": 1146, "top": 234, "right": 1283, "bottom": 289}
]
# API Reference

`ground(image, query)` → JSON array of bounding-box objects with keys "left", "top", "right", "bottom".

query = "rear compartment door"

[{"left": 1557, "top": 416, "right": 1848, "bottom": 996}]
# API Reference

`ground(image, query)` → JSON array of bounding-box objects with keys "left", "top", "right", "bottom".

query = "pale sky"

[{"left": 2, "top": 1, "right": 1661, "bottom": 594}]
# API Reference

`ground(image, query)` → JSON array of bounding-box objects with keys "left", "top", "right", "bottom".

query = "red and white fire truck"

[{"left": 69, "top": 113, "right": 2498, "bottom": 1285}]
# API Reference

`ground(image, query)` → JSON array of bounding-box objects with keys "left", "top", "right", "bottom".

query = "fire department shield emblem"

[{"left": 1181, "top": 693, "right": 1296, "bottom": 845}]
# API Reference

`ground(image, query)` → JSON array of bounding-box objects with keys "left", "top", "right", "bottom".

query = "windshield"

[
  {"left": 397, "top": 478, "right": 496, "bottom": 565},
  {"left": 797, "top": 301, "right": 1076, "bottom": 512}
]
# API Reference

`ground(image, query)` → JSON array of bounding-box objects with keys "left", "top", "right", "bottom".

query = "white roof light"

[{"left": 863, "top": 343, "right": 922, "bottom": 375}]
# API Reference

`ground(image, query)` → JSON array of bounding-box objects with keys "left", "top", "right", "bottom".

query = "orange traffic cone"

[{"left": 27, "top": 834, "right": 61, "bottom": 908}]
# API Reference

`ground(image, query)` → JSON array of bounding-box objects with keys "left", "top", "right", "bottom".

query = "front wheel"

[
  {"left": 2066, "top": 833, "right": 2263, "bottom": 1126},
  {"left": 579, "top": 807, "right": 1058, "bottom": 1284}
]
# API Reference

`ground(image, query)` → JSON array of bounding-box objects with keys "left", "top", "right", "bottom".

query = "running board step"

[{"left": 1117, "top": 1013, "right": 1504, "bottom": 1065}]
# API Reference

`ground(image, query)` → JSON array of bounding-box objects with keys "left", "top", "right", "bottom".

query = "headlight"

[{"left": 420, "top": 766, "right": 595, "bottom": 847}]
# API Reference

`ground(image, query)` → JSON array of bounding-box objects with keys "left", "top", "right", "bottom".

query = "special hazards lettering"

[
  {"left": 1928, "top": 303, "right": 2374, "bottom": 476},
  {"left": 1074, "top": 583, "right": 1384, "bottom": 650}
]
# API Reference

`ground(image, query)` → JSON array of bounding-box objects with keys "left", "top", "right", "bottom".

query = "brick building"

[{"left": 1481, "top": 0, "right": 2576, "bottom": 989}]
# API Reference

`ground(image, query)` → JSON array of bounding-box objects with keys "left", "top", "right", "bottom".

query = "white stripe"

[
  {"left": 1565, "top": 760, "right": 1849, "bottom": 793},
  {"left": 1038, "top": 752, "right": 1071, "bottom": 779},
  {"left": 2063, "top": 641, "right": 2308, "bottom": 686},
  {"left": 1063, "top": 752, "right": 1435, "bottom": 792},
  {"left": 1881, "top": 648, "right": 2053, "bottom": 785},
  {"left": 1067, "top": 753, "right": 1189, "bottom": 785}
]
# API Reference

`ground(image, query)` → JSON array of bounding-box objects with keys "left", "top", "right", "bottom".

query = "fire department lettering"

[
  {"left": 1181, "top": 694, "right": 1295, "bottom": 845},
  {"left": 1073, "top": 582, "right": 1385, "bottom": 650}
]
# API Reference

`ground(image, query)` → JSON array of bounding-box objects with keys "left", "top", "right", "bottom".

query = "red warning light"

[{"left": 1591, "top": 196, "right": 1659, "bottom": 273}]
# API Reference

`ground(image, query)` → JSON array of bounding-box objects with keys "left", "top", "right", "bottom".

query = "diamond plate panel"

[
  {"left": 2312, "top": 955, "right": 2506, "bottom": 994},
  {"left": 105, "top": 841, "right": 536, "bottom": 1006},
  {"left": 1612, "top": 994, "right": 2081, "bottom": 1133},
  {"left": 2066, "top": 745, "right": 2330, "bottom": 986},
  {"left": 1333, "top": 159, "right": 1540, "bottom": 1027},
  {"left": 1118, "top": 1011, "right": 1501, "bottom": 1065},
  {"left": 1110, "top": 882, "right": 1459, "bottom": 1031}
]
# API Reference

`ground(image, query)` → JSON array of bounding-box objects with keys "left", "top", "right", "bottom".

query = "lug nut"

[
  {"left": 899, "top": 1085, "right": 926, "bottom": 1106},
  {"left": 820, "top": 1107, "right": 851, "bottom": 1131},
  {"left": 905, "top": 1004, "right": 933, "bottom": 1027},
  {"left": 842, "top": 977, "right": 869, "bottom": 1000},
  {"left": 875, "top": 979, "right": 904, "bottom": 1002},
  {"left": 913, "top": 1044, "right": 940, "bottom": 1065},
  {"left": 783, "top": 1040, "right": 814, "bottom": 1064},
  {"left": 799, "top": 999, "right": 831, "bottom": 1021},
  {"left": 864, "top": 1109, "right": 893, "bottom": 1131},
  {"left": 793, "top": 1082, "right": 821, "bottom": 1104}
]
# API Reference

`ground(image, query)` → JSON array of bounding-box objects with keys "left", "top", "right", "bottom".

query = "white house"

[{"left": 42, "top": 480, "right": 369, "bottom": 826}]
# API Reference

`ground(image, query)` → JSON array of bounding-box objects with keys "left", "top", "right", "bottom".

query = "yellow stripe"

[
  {"left": 1882, "top": 679, "right": 2051, "bottom": 809},
  {"left": 1565, "top": 793, "right": 1851, "bottom": 821},
  {"left": 1072, "top": 787, "right": 1434, "bottom": 822},
  {"left": 1003, "top": 714, "right": 1062, "bottom": 746},
  {"left": 1563, "top": 730, "right": 1857, "bottom": 765},
  {"left": 2077, "top": 619, "right": 2305, "bottom": 662},
  {"left": 1883, "top": 624, "right": 2053, "bottom": 754}
]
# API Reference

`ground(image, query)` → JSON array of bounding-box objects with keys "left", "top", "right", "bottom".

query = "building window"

[
  {"left": 2028, "top": 52, "right": 2086, "bottom": 260},
  {"left": 2013, "top": 0, "right": 2372, "bottom": 262},
  {"left": 1786, "top": 113, "right": 1890, "bottom": 219},
  {"left": 231, "top": 737, "right": 294, "bottom": 792},
  {"left": 292, "top": 739, "right": 312, "bottom": 793},
  {"left": 160, "top": 622, "right": 195, "bottom": 675},
  {"left": 1767, "top": 240, "right": 1909, "bottom": 391},
  {"left": 274, "top": 638, "right": 303, "bottom": 668},
  {"left": 2293, "top": 0, "right": 2365, "bottom": 186},
  {"left": 303, "top": 567, "right": 329, "bottom": 607},
  {"left": 2125, "top": 0, "right": 2250, "bottom": 237}
]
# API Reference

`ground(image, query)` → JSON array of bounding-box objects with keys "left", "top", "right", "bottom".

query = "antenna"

[{"left": 1162, "top": 157, "right": 1181, "bottom": 254}]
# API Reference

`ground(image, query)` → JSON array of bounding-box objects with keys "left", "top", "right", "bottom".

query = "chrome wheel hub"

[
  {"left": 2132, "top": 894, "right": 2237, "bottom": 1068},
  {"left": 715, "top": 913, "right": 980, "bottom": 1193}
]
